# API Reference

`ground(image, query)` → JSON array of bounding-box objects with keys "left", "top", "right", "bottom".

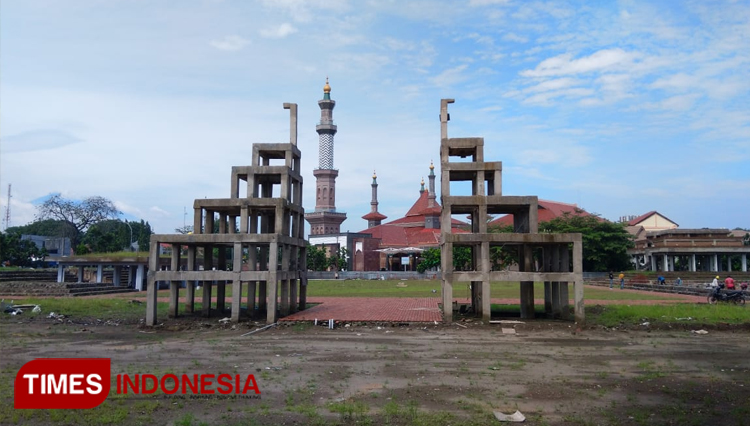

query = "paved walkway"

[{"left": 280, "top": 297, "right": 442, "bottom": 322}]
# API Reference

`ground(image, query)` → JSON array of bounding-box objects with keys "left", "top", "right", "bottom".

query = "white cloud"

[
  {"left": 521, "top": 48, "right": 640, "bottom": 77},
  {"left": 430, "top": 64, "right": 470, "bottom": 87},
  {"left": 259, "top": 23, "right": 298, "bottom": 39},
  {"left": 210, "top": 35, "right": 250, "bottom": 51}
]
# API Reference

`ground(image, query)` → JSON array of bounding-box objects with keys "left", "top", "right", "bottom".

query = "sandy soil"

[{"left": 2, "top": 315, "right": 749, "bottom": 426}]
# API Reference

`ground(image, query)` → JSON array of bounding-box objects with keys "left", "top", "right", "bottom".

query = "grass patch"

[
  {"left": 587, "top": 303, "right": 748, "bottom": 326},
  {"left": 0, "top": 297, "right": 168, "bottom": 322}
]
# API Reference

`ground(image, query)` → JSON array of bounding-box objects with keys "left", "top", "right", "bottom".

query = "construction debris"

[
  {"left": 241, "top": 323, "right": 278, "bottom": 337},
  {"left": 493, "top": 410, "right": 525, "bottom": 422}
]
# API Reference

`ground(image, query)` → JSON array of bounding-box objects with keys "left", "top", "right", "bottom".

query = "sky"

[{"left": 1, "top": 0, "right": 749, "bottom": 236}]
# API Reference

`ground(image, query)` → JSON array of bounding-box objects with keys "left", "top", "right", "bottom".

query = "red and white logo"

[{"left": 15, "top": 358, "right": 111, "bottom": 409}]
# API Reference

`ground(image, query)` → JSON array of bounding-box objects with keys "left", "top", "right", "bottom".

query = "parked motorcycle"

[{"left": 707, "top": 285, "right": 746, "bottom": 305}]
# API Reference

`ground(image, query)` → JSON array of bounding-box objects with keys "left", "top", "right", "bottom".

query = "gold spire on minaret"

[
  {"left": 429, "top": 160, "right": 434, "bottom": 170},
  {"left": 323, "top": 77, "right": 331, "bottom": 93},
  {"left": 372, "top": 170, "right": 377, "bottom": 179}
]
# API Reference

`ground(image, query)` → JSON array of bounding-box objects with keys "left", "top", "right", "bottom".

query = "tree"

[
  {"left": 306, "top": 245, "right": 328, "bottom": 271},
  {"left": 81, "top": 219, "right": 153, "bottom": 253},
  {"left": 0, "top": 232, "right": 47, "bottom": 267},
  {"left": 5, "top": 219, "right": 75, "bottom": 238},
  {"left": 327, "top": 247, "right": 349, "bottom": 271},
  {"left": 540, "top": 213, "right": 633, "bottom": 272},
  {"left": 36, "top": 195, "right": 121, "bottom": 247},
  {"left": 417, "top": 248, "right": 440, "bottom": 273}
]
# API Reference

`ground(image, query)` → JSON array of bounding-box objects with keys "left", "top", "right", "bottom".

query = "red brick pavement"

[{"left": 280, "top": 297, "right": 443, "bottom": 322}]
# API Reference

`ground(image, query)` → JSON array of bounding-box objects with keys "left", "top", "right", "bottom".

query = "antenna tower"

[{"left": 3, "top": 184, "right": 11, "bottom": 230}]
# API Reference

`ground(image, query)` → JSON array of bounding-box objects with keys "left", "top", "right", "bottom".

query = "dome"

[{"left": 323, "top": 77, "right": 331, "bottom": 93}]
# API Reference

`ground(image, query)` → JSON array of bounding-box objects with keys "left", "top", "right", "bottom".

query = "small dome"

[
  {"left": 372, "top": 170, "right": 377, "bottom": 179},
  {"left": 323, "top": 77, "right": 331, "bottom": 93},
  {"left": 429, "top": 160, "right": 434, "bottom": 170}
]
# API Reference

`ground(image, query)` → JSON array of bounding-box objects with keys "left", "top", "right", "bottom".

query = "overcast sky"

[{"left": 1, "top": 0, "right": 748, "bottom": 235}]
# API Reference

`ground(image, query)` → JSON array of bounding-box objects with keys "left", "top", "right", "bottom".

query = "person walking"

[
  {"left": 619, "top": 272, "right": 625, "bottom": 289},
  {"left": 609, "top": 271, "right": 614, "bottom": 289}
]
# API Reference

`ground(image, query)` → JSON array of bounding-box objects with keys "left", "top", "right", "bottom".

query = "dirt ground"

[{"left": 2, "top": 315, "right": 750, "bottom": 426}]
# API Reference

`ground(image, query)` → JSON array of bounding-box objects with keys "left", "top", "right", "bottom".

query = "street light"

[{"left": 123, "top": 221, "right": 134, "bottom": 252}]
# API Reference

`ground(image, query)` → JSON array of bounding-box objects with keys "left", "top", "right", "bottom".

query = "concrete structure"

[
  {"left": 629, "top": 228, "right": 749, "bottom": 272},
  {"left": 146, "top": 103, "right": 308, "bottom": 326},
  {"left": 438, "top": 99, "right": 584, "bottom": 324},
  {"left": 305, "top": 79, "right": 347, "bottom": 236}
]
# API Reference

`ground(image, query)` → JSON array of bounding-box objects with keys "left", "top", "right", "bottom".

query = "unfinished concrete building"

[
  {"left": 146, "top": 103, "right": 308, "bottom": 326},
  {"left": 438, "top": 99, "right": 584, "bottom": 323}
]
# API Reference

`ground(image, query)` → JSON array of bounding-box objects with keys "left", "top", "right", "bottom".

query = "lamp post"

[{"left": 123, "top": 221, "right": 134, "bottom": 252}]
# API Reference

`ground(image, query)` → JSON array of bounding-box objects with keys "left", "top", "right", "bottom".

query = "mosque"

[{"left": 303, "top": 81, "right": 470, "bottom": 272}]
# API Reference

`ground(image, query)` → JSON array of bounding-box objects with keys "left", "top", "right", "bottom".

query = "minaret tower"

[
  {"left": 305, "top": 78, "right": 348, "bottom": 235},
  {"left": 362, "top": 170, "right": 387, "bottom": 228},
  {"left": 427, "top": 161, "right": 436, "bottom": 208}
]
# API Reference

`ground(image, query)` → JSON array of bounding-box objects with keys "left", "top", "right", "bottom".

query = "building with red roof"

[
  {"left": 488, "top": 200, "right": 593, "bottom": 229},
  {"left": 353, "top": 162, "right": 467, "bottom": 271}
]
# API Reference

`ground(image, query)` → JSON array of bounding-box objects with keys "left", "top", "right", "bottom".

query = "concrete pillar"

[
  {"left": 216, "top": 281, "right": 226, "bottom": 313},
  {"left": 480, "top": 241, "right": 490, "bottom": 323},
  {"left": 78, "top": 266, "right": 84, "bottom": 283},
  {"left": 217, "top": 245, "right": 226, "bottom": 313},
  {"left": 520, "top": 245, "right": 535, "bottom": 319},
  {"left": 202, "top": 281, "right": 212, "bottom": 317},
  {"left": 572, "top": 237, "right": 584, "bottom": 324},
  {"left": 691, "top": 254, "right": 697, "bottom": 272},
  {"left": 169, "top": 281, "right": 179, "bottom": 318},
  {"left": 280, "top": 279, "right": 290, "bottom": 317},
  {"left": 96, "top": 265, "right": 103, "bottom": 283},
  {"left": 650, "top": 255, "right": 656, "bottom": 271},
  {"left": 57, "top": 264, "right": 65, "bottom": 283},
  {"left": 266, "top": 242, "right": 279, "bottom": 323},
  {"left": 146, "top": 241, "right": 159, "bottom": 326},
  {"left": 559, "top": 282, "right": 570, "bottom": 320},
  {"left": 551, "top": 282, "right": 561, "bottom": 318},
  {"left": 662, "top": 255, "right": 668, "bottom": 272},
  {"left": 185, "top": 246, "right": 196, "bottom": 313},
  {"left": 743, "top": 254, "right": 747, "bottom": 272},
  {"left": 727, "top": 255, "right": 732, "bottom": 272},
  {"left": 232, "top": 242, "right": 243, "bottom": 322},
  {"left": 441, "top": 241, "right": 453, "bottom": 323},
  {"left": 668, "top": 255, "right": 674, "bottom": 272},
  {"left": 135, "top": 265, "right": 144, "bottom": 291},
  {"left": 713, "top": 254, "right": 718, "bottom": 272},
  {"left": 544, "top": 282, "right": 552, "bottom": 314},
  {"left": 113, "top": 266, "right": 121, "bottom": 287},
  {"left": 169, "top": 244, "right": 180, "bottom": 318},
  {"left": 247, "top": 281, "right": 257, "bottom": 319},
  {"left": 231, "top": 280, "right": 242, "bottom": 322},
  {"left": 299, "top": 245, "right": 307, "bottom": 312},
  {"left": 290, "top": 279, "right": 298, "bottom": 314}
]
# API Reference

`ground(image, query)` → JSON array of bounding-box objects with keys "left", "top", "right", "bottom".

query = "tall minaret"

[
  {"left": 362, "top": 170, "right": 387, "bottom": 228},
  {"left": 305, "top": 78, "right": 348, "bottom": 235},
  {"left": 427, "top": 160, "right": 436, "bottom": 208}
]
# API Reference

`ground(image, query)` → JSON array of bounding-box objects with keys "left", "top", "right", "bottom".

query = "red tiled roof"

[
  {"left": 627, "top": 211, "right": 656, "bottom": 226},
  {"left": 362, "top": 211, "right": 387, "bottom": 221},
  {"left": 358, "top": 189, "right": 466, "bottom": 247},
  {"left": 627, "top": 211, "right": 678, "bottom": 227},
  {"left": 488, "top": 199, "right": 594, "bottom": 227},
  {"left": 405, "top": 191, "right": 432, "bottom": 216}
]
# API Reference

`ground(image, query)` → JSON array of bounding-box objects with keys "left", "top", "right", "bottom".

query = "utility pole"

[{"left": 3, "top": 184, "right": 11, "bottom": 231}]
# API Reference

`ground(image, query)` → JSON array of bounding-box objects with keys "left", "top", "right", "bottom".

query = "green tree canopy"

[
  {"left": 540, "top": 213, "right": 633, "bottom": 272},
  {"left": 81, "top": 219, "right": 153, "bottom": 253},
  {"left": 0, "top": 232, "right": 47, "bottom": 267}
]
